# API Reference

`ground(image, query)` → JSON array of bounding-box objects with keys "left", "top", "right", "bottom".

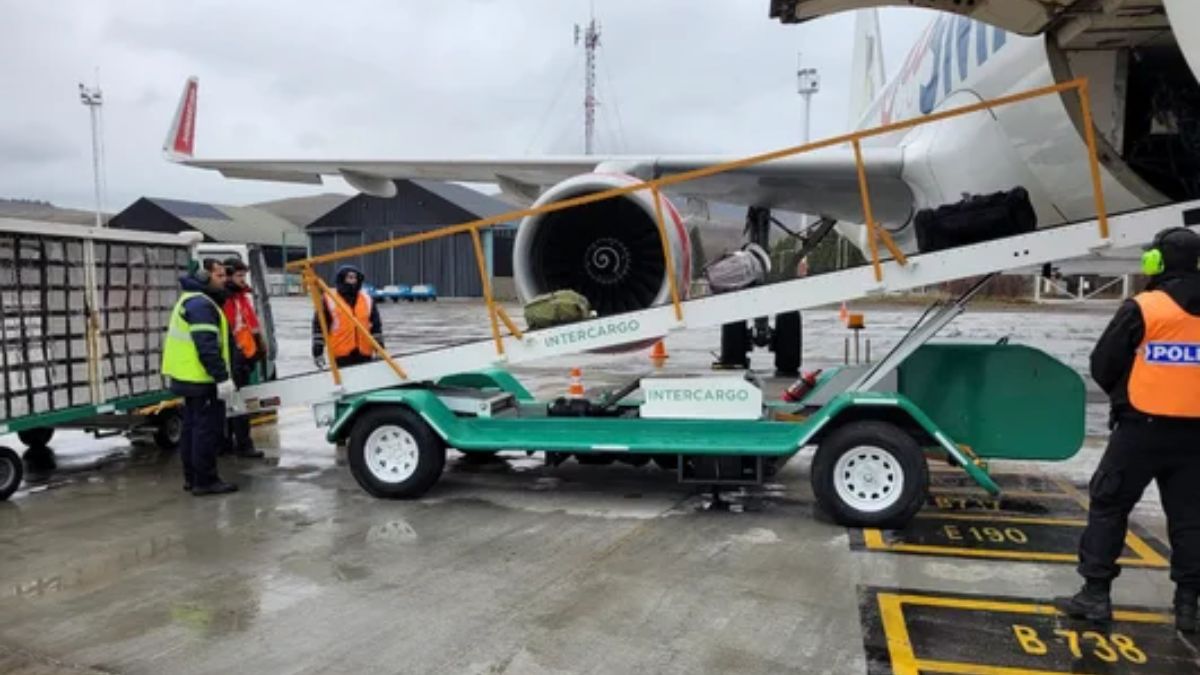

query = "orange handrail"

[
  {"left": 304, "top": 265, "right": 342, "bottom": 386},
  {"left": 294, "top": 77, "right": 1112, "bottom": 386}
]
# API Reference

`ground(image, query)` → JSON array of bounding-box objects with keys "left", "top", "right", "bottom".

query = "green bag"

[{"left": 524, "top": 290, "right": 592, "bottom": 330}]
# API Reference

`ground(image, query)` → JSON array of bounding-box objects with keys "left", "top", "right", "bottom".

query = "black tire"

[
  {"left": 17, "top": 427, "right": 54, "bottom": 449},
  {"left": 716, "top": 321, "right": 750, "bottom": 369},
  {"left": 651, "top": 454, "right": 679, "bottom": 471},
  {"left": 153, "top": 408, "right": 184, "bottom": 450},
  {"left": 0, "top": 446, "right": 22, "bottom": 501},
  {"left": 347, "top": 407, "right": 446, "bottom": 499},
  {"left": 810, "top": 421, "right": 928, "bottom": 528},
  {"left": 772, "top": 311, "right": 802, "bottom": 377},
  {"left": 22, "top": 445, "right": 56, "bottom": 473},
  {"left": 391, "top": 297, "right": 400, "bottom": 303}
]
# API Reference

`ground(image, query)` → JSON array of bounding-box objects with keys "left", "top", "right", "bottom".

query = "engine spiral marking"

[{"left": 584, "top": 238, "right": 632, "bottom": 285}]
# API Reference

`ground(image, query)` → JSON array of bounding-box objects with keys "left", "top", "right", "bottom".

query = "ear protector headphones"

[
  {"left": 189, "top": 259, "right": 211, "bottom": 283},
  {"left": 1141, "top": 227, "right": 1191, "bottom": 276}
]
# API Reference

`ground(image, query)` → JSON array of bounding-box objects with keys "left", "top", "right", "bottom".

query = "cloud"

[
  {"left": 0, "top": 127, "right": 79, "bottom": 163},
  {"left": 0, "top": 1, "right": 937, "bottom": 210}
]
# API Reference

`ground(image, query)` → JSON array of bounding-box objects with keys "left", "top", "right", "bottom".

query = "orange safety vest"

[
  {"left": 1128, "top": 290, "right": 1200, "bottom": 418},
  {"left": 224, "top": 292, "right": 261, "bottom": 360},
  {"left": 324, "top": 290, "right": 374, "bottom": 358}
]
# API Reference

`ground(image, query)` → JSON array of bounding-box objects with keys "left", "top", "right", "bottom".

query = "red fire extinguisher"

[{"left": 782, "top": 369, "right": 823, "bottom": 403}]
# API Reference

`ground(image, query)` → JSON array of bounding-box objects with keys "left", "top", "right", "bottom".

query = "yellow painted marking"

[
  {"left": 929, "top": 487, "right": 1077, "bottom": 501},
  {"left": 1124, "top": 529, "right": 1170, "bottom": 567},
  {"left": 914, "top": 660, "right": 1094, "bottom": 675},
  {"left": 876, "top": 592, "right": 1171, "bottom": 675},
  {"left": 914, "top": 512, "right": 1086, "bottom": 526},
  {"left": 877, "top": 593, "right": 919, "bottom": 675},
  {"left": 1050, "top": 476, "right": 1092, "bottom": 511},
  {"left": 861, "top": 525, "right": 1166, "bottom": 568}
]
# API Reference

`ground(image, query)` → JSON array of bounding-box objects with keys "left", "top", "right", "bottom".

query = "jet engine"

[{"left": 512, "top": 173, "right": 691, "bottom": 316}]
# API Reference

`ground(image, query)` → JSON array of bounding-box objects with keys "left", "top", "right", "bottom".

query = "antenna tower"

[{"left": 574, "top": 5, "right": 601, "bottom": 155}]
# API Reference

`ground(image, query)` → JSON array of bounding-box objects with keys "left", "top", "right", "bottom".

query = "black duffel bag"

[{"left": 914, "top": 186, "right": 1037, "bottom": 253}]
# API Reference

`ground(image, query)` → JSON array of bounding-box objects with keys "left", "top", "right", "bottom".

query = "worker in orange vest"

[
  {"left": 221, "top": 258, "right": 265, "bottom": 459},
  {"left": 311, "top": 265, "right": 384, "bottom": 369},
  {"left": 1057, "top": 227, "right": 1200, "bottom": 632}
]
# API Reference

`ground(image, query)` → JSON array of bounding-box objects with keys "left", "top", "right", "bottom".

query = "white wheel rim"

[
  {"left": 832, "top": 446, "right": 904, "bottom": 513},
  {"left": 364, "top": 425, "right": 420, "bottom": 484}
]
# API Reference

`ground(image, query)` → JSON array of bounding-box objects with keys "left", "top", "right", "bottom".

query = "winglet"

[{"left": 163, "top": 77, "right": 198, "bottom": 160}]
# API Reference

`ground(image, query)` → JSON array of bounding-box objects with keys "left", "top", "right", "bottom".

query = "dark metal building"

[
  {"left": 110, "top": 197, "right": 309, "bottom": 269},
  {"left": 306, "top": 180, "right": 516, "bottom": 298}
]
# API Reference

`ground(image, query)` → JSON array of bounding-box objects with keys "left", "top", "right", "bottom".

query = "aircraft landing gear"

[{"left": 712, "top": 207, "right": 803, "bottom": 376}]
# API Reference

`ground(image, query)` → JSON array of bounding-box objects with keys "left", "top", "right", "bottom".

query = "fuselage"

[{"left": 842, "top": 11, "right": 1197, "bottom": 255}]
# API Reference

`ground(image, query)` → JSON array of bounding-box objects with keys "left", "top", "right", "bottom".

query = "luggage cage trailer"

[
  {"left": 231, "top": 80, "right": 1195, "bottom": 527},
  {"left": 0, "top": 221, "right": 203, "bottom": 501}
]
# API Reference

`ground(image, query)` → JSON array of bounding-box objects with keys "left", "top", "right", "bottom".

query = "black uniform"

[{"left": 1079, "top": 271, "right": 1200, "bottom": 590}]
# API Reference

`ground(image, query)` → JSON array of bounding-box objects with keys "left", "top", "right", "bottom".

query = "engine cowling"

[{"left": 512, "top": 173, "right": 691, "bottom": 317}]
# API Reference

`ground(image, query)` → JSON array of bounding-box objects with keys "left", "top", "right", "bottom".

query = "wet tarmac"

[{"left": 2, "top": 298, "right": 1190, "bottom": 673}]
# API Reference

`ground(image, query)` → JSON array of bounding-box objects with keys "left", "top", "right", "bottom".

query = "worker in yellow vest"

[
  {"left": 311, "top": 265, "right": 384, "bottom": 369},
  {"left": 161, "top": 258, "right": 239, "bottom": 496},
  {"left": 1058, "top": 227, "right": 1200, "bottom": 632}
]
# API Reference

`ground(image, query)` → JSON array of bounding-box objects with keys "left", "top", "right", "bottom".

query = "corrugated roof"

[
  {"left": 413, "top": 180, "right": 517, "bottom": 229},
  {"left": 146, "top": 198, "right": 307, "bottom": 246},
  {"left": 150, "top": 198, "right": 230, "bottom": 221}
]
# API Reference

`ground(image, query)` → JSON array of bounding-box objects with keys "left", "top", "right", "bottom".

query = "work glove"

[
  {"left": 216, "top": 379, "right": 241, "bottom": 413},
  {"left": 314, "top": 354, "right": 327, "bottom": 370}
]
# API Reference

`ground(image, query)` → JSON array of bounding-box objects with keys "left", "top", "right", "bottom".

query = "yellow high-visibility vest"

[{"left": 161, "top": 291, "right": 230, "bottom": 384}]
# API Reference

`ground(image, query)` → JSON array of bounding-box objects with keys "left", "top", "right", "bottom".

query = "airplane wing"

[{"left": 167, "top": 78, "right": 914, "bottom": 225}]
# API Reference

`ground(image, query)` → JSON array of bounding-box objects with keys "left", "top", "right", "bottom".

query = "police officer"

[
  {"left": 222, "top": 257, "right": 266, "bottom": 459},
  {"left": 162, "top": 258, "right": 239, "bottom": 496},
  {"left": 311, "top": 265, "right": 384, "bottom": 369},
  {"left": 1057, "top": 227, "right": 1200, "bottom": 632}
]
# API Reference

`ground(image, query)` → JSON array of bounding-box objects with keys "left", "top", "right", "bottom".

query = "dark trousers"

[
  {"left": 180, "top": 394, "right": 225, "bottom": 487},
  {"left": 226, "top": 366, "right": 255, "bottom": 453},
  {"left": 1078, "top": 418, "right": 1200, "bottom": 589},
  {"left": 335, "top": 352, "right": 372, "bottom": 368}
]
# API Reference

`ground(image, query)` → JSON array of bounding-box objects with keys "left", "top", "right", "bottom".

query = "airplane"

[{"left": 165, "top": 0, "right": 1200, "bottom": 370}]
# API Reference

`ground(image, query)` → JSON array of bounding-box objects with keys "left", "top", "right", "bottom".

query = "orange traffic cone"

[
  {"left": 839, "top": 302, "right": 849, "bottom": 325},
  {"left": 649, "top": 340, "right": 668, "bottom": 367},
  {"left": 568, "top": 367, "right": 585, "bottom": 398}
]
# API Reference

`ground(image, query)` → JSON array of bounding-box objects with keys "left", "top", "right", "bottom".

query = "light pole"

[
  {"left": 79, "top": 81, "right": 105, "bottom": 228},
  {"left": 797, "top": 55, "right": 820, "bottom": 243},
  {"left": 796, "top": 55, "right": 820, "bottom": 147}
]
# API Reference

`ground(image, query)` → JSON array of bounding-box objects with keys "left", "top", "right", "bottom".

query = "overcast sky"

[{"left": 0, "top": 1, "right": 934, "bottom": 212}]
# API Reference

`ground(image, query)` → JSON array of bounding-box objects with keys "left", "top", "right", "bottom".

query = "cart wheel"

[
  {"left": 22, "top": 445, "right": 56, "bottom": 473},
  {"left": 348, "top": 407, "right": 446, "bottom": 499},
  {"left": 651, "top": 454, "right": 678, "bottom": 471},
  {"left": 811, "top": 421, "right": 928, "bottom": 528},
  {"left": 0, "top": 446, "right": 22, "bottom": 501},
  {"left": 772, "top": 311, "right": 802, "bottom": 377},
  {"left": 17, "top": 427, "right": 54, "bottom": 449},
  {"left": 153, "top": 408, "right": 184, "bottom": 450}
]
